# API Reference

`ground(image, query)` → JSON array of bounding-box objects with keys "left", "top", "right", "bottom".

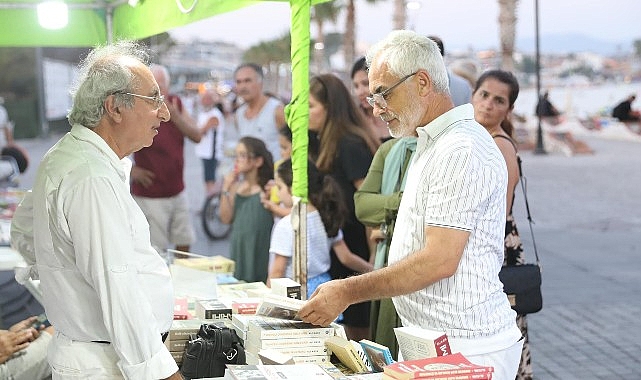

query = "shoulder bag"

[
  {"left": 181, "top": 323, "right": 246, "bottom": 379},
  {"left": 498, "top": 156, "right": 543, "bottom": 315}
]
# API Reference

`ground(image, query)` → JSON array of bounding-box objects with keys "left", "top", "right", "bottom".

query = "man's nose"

[{"left": 158, "top": 102, "right": 170, "bottom": 122}]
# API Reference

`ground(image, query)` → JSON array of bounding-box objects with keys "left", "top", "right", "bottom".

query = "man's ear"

[
  {"left": 416, "top": 70, "right": 432, "bottom": 97},
  {"left": 104, "top": 94, "right": 123, "bottom": 123}
]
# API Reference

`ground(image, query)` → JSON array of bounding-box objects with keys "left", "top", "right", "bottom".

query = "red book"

[
  {"left": 173, "top": 297, "right": 191, "bottom": 320},
  {"left": 383, "top": 353, "right": 493, "bottom": 380}
]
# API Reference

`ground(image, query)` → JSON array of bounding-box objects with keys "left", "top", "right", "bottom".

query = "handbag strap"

[{"left": 517, "top": 155, "right": 541, "bottom": 267}]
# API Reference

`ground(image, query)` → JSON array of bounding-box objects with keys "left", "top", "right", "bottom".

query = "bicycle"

[{"left": 201, "top": 192, "right": 232, "bottom": 240}]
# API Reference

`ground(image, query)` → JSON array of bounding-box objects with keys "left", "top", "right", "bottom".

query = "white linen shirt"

[
  {"left": 195, "top": 106, "right": 225, "bottom": 161},
  {"left": 28, "top": 124, "right": 177, "bottom": 379},
  {"left": 389, "top": 104, "right": 520, "bottom": 348}
]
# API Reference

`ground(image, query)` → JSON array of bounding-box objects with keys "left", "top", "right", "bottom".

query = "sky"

[{"left": 169, "top": 0, "right": 640, "bottom": 53}]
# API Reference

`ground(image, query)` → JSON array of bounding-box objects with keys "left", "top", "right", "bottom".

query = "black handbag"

[
  {"left": 499, "top": 156, "right": 543, "bottom": 315},
  {"left": 181, "top": 323, "right": 246, "bottom": 380}
]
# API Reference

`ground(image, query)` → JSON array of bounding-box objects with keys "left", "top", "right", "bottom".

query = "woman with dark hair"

[
  {"left": 472, "top": 69, "right": 532, "bottom": 380},
  {"left": 219, "top": 136, "right": 274, "bottom": 283},
  {"left": 309, "top": 73, "right": 378, "bottom": 341},
  {"left": 351, "top": 57, "right": 391, "bottom": 143}
]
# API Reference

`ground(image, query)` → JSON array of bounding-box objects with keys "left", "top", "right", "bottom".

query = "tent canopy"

[{"left": 0, "top": 0, "right": 326, "bottom": 47}]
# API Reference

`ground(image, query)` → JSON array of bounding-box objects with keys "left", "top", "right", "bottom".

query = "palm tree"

[
  {"left": 392, "top": 0, "right": 406, "bottom": 30},
  {"left": 312, "top": 2, "right": 341, "bottom": 74},
  {"left": 343, "top": 0, "right": 386, "bottom": 74},
  {"left": 498, "top": 0, "right": 519, "bottom": 71}
]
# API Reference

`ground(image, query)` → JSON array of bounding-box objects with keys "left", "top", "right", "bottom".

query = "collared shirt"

[
  {"left": 389, "top": 104, "right": 519, "bottom": 344},
  {"left": 26, "top": 124, "right": 177, "bottom": 379}
]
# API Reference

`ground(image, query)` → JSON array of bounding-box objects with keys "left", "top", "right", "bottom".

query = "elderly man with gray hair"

[
  {"left": 300, "top": 30, "right": 522, "bottom": 378},
  {"left": 11, "top": 41, "right": 183, "bottom": 379}
]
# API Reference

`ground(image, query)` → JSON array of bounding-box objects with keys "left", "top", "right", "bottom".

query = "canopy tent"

[{"left": 0, "top": 0, "right": 323, "bottom": 294}]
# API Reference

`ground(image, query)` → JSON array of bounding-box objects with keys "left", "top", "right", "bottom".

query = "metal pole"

[
  {"left": 533, "top": 0, "right": 546, "bottom": 154},
  {"left": 35, "top": 47, "right": 49, "bottom": 137}
]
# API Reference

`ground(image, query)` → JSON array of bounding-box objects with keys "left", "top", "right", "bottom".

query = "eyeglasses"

[
  {"left": 366, "top": 72, "right": 418, "bottom": 109},
  {"left": 116, "top": 92, "right": 165, "bottom": 110}
]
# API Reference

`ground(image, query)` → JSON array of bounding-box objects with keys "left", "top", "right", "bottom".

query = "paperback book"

[
  {"left": 383, "top": 352, "right": 493, "bottom": 380},
  {"left": 324, "top": 335, "right": 369, "bottom": 373},
  {"left": 359, "top": 339, "right": 395, "bottom": 372},
  {"left": 255, "top": 294, "right": 305, "bottom": 320},
  {"left": 393, "top": 327, "right": 451, "bottom": 360}
]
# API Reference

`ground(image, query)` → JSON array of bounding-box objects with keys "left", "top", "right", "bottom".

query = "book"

[
  {"left": 246, "top": 341, "right": 331, "bottom": 357},
  {"left": 359, "top": 339, "right": 395, "bottom": 372},
  {"left": 383, "top": 353, "right": 493, "bottom": 380},
  {"left": 270, "top": 278, "right": 302, "bottom": 300},
  {"left": 168, "top": 319, "right": 206, "bottom": 341},
  {"left": 246, "top": 336, "right": 329, "bottom": 350},
  {"left": 258, "top": 349, "right": 296, "bottom": 365},
  {"left": 247, "top": 317, "right": 335, "bottom": 340},
  {"left": 227, "top": 364, "right": 336, "bottom": 380},
  {"left": 195, "top": 299, "right": 232, "bottom": 320},
  {"left": 324, "top": 335, "right": 369, "bottom": 373},
  {"left": 218, "top": 282, "right": 270, "bottom": 298},
  {"left": 232, "top": 298, "right": 261, "bottom": 314},
  {"left": 173, "top": 255, "right": 235, "bottom": 273},
  {"left": 393, "top": 327, "right": 451, "bottom": 360},
  {"left": 255, "top": 294, "right": 305, "bottom": 320},
  {"left": 173, "top": 297, "right": 191, "bottom": 320},
  {"left": 351, "top": 340, "right": 373, "bottom": 371}
]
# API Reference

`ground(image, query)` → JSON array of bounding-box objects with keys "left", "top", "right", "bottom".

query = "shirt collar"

[
  {"left": 416, "top": 103, "right": 475, "bottom": 142},
  {"left": 69, "top": 124, "right": 130, "bottom": 182}
]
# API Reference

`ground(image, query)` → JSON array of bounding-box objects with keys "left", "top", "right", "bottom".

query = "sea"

[{"left": 513, "top": 81, "right": 640, "bottom": 120}]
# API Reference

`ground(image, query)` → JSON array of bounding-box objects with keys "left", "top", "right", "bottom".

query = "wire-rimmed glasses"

[{"left": 366, "top": 72, "right": 418, "bottom": 109}]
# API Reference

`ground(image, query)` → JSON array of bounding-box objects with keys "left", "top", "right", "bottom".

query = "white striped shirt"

[{"left": 389, "top": 104, "right": 520, "bottom": 344}]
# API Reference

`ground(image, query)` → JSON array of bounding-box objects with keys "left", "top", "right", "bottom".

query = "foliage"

[
  {"left": 0, "top": 48, "right": 36, "bottom": 99},
  {"left": 243, "top": 32, "right": 293, "bottom": 66}
]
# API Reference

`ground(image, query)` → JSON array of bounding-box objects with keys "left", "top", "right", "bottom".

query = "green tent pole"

[{"left": 287, "top": 0, "right": 311, "bottom": 298}]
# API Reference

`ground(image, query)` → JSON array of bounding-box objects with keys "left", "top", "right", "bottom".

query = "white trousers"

[
  {"left": 461, "top": 336, "right": 524, "bottom": 380},
  {"left": 49, "top": 331, "right": 124, "bottom": 379}
]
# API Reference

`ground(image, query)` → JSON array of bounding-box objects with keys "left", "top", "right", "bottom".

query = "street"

[{"left": 16, "top": 132, "right": 641, "bottom": 379}]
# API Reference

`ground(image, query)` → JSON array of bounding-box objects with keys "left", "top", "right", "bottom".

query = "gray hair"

[
  {"left": 366, "top": 30, "right": 449, "bottom": 95},
  {"left": 67, "top": 41, "right": 150, "bottom": 128}
]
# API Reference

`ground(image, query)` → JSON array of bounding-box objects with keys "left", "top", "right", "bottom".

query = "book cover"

[
  {"left": 173, "top": 297, "right": 191, "bottom": 320},
  {"left": 393, "top": 327, "right": 452, "bottom": 360},
  {"left": 256, "top": 294, "right": 305, "bottom": 320},
  {"left": 195, "top": 299, "right": 232, "bottom": 320},
  {"left": 270, "top": 278, "right": 302, "bottom": 300},
  {"left": 173, "top": 255, "right": 235, "bottom": 273},
  {"left": 258, "top": 349, "right": 296, "bottom": 365},
  {"left": 351, "top": 340, "right": 373, "bottom": 372},
  {"left": 383, "top": 353, "right": 493, "bottom": 380},
  {"left": 232, "top": 298, "right": 261, "bottom": 314},
  {"left": 359, "top": 339, "right": 395, "bottom": 372},
  {"left": 324, "top": 335, "right": 369, "bottom": 373},
  {"left": 248, "top": 319, "right": 335, "bottom": 340}
]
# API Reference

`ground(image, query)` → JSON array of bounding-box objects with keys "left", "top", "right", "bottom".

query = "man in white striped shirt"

[{"left": 300, "top": 30, "right": 522, "bottom": 378}]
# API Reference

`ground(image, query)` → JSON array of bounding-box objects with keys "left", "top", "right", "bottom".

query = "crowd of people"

[{"left": 6, "top": 30, "right": 538, "bottom": 380}]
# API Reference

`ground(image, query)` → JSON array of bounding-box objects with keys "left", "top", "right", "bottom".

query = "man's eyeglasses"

[
  {"left": 366, "top": 72, "right": 418, "bottom": 109},
  {"left": 116, "top": 92, "right": 165, "bottom": 110}
]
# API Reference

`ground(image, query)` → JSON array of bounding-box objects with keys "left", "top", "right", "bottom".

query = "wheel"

[{"left": 201, "top": 194, "right": 231, "bottom": 240}]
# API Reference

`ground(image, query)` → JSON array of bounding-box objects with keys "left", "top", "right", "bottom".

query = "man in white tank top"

[{"left": 234, "top": 63, "right": 287, "bottom": 161}]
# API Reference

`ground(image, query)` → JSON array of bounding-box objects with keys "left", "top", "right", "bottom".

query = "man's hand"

[
  {"left": 0, "top": 328, "right": 37, "bottom": 364},
  {"left": 298, "top": 280, "right": 350, "bottom": 327},
  {"left": 131, "top": 166, "right": 155, "bottom": 188}
]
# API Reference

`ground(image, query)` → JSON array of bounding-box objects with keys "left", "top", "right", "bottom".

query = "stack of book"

[
  {"left": 164, "top": 319, "right": 206, "bottom": 365},
  {"left": 195, "top": 299, "right": 233, "bottom": 320},
  {"left": 173, "top": 254, "right": 235, "bottom": 274},
  {"left": 234, "top": 315, "right": 335, "bottom": 365},
  {"left": 382, "top": 353, "right": 494, "bottom": 379}
]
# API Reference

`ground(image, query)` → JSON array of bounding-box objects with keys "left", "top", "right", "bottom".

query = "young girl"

[
  {"left": 267, "top": 158, "right": 373, "bottom": 299},
  {"left": 219, "top": 136, "right": 274, "bottom": 283}
]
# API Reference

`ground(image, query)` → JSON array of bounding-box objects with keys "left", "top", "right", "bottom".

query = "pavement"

[{"left": 15, "top": 132, "right": 641, "bottom": 379}]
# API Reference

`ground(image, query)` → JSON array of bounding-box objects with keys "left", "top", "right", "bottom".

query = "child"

[
  {"left": 263, "top": 126, "right": 293, "bottom": 219},
  {"left": 267, "top": 158, "right": 373, "bottom": 298},
  {"left": 219, "top": 136, "right": 274, "bottom": 283}
]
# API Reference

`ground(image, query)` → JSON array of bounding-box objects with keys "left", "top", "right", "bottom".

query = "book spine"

[
  {"left": 248, "top": 326, "right": 335, "bottom": 339},
  {"left": 434, "top": 334, "right": 452, "bottom": 356},
  {"left": 248, "top": 336, "right": 328, "bottom": 349}
]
